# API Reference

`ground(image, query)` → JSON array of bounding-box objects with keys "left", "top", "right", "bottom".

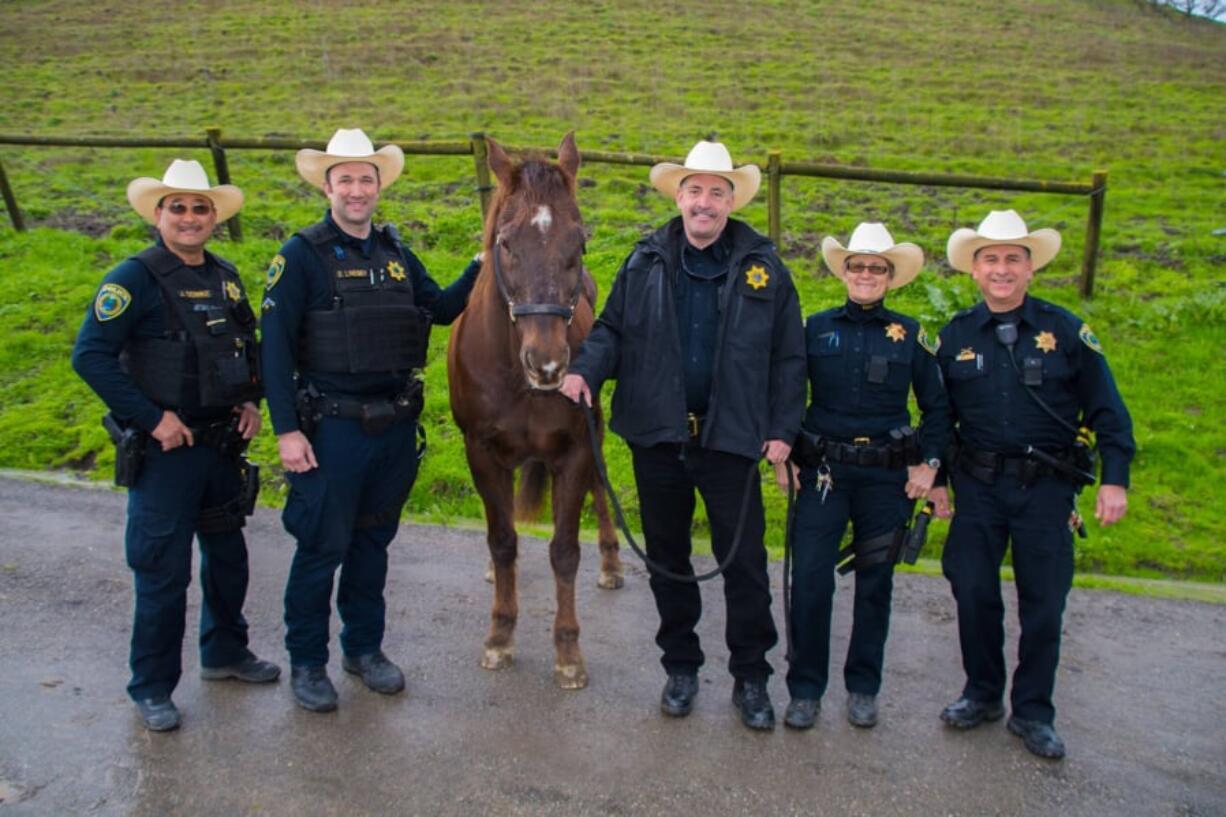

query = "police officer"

[
  {"left": 776, "top": 223, "right": 951, "bottom": 730},
  {"left": 931, "top": 210, "right": 1135, "bottom": 759},
  {"left": 261, "top": 128, "right": 479, "bottom": 712},
  {"left": 72, "top": 160, "right": 280, "bottom": 732},
  {"left": 561, "top": 140, "right": 806, "bottom": 731}
]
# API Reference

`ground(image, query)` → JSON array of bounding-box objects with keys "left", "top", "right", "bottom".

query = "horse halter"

[{"left": 491, "top": 241, "right": 584, "bottom": 325}]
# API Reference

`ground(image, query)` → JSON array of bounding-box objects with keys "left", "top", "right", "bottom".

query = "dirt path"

[{"left": 0, "top": 476, "right": 1222, "bottom": 816}]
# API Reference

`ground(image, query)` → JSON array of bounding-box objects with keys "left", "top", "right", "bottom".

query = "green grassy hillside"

[{"left": 1, "top": 0, "right": 1223, "bottom": 580}]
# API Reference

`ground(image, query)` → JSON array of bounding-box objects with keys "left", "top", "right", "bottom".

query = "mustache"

[{"left": 688, "top": 207, "right": 721, "bottom": 218}]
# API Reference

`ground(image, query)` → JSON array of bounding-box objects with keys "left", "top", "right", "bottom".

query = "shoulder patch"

[
  {"left": 1078, "top": 323, "right": 1103, "bottom": 354},
  {"left": 265, "top": 254, "right": 286, "bottom": 290},
  {"left": 918, "top": 326, "right": 939, "bottom": 355},
  {"left": 93, "top": 283, "right": 132, "bottom": 322}
]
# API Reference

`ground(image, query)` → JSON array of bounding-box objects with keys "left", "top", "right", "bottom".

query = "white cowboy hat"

[
  {"left": 649, "top": 140, "right": 761, "bottom": 211},
  {"left": 821, "top": 222, "right": 924, "bottom": 290},
  {"left": 295, "top": 128, "right": 405, "bottom": 189},
  {"left": 946, "top": 209, "right": 1061, "bottom": 273},
  {"left": 126, "top": 159, "right": 243, "bottom": 224}
]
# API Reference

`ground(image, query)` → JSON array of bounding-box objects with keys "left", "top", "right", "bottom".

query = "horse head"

[{"left": 484, "top": 133, "right": 586, "bottom": 391}]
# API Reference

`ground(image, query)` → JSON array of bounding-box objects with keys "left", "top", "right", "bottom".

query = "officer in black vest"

[
  {"left": 777, "top": 223, "right": 951, "bottom": 731},
  {"left": 260, "top": 129, "right": 479, "bottom": 712},
  {"left": 931, "top": 210, "right": 1135, "bottom": 760},
  {"left": 72, "top": 160, "right": 280, "bottom": 732}
]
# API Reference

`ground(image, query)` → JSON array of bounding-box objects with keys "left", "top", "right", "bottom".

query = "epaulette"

[
  {"left": 951, "top": 305, "right": 977, "bottom": 320},
  {"left": 297, "top": 221, "right": 338, "bottom": 246}
]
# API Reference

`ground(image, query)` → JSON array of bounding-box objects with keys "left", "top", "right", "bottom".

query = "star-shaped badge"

[
  {"left": 745, "top": 264, "right": 769, "bottom": 290},
  {"left": 224, "top": 280, "right": 242, "bottom": 302},
  {"left": 885, "top": 322, "right": 906, "bottom": 343},
  {"left": 387, "top": 260, "right": 406, "bottom": 282},
  {"left": 1035, "top": 331, "right": 1057, "bottom": 353}
]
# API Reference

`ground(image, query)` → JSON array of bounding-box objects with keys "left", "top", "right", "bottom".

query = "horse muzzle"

[{"left": 521, "top": 346, "right": 570, "bottom": 391}]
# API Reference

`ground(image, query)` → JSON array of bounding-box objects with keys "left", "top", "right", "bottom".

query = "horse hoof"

[
  {"left": 481, "top": 648, "right": 513, "bottom": 671},
  {"left": 597, "top": 571, "right": 624, "bottom": 590},
  {"left": 554, "top": 664, "right": 589, "bottom": 690}
]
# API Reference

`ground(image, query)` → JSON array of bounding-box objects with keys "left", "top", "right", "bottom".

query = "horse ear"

[
  {"left": 557, "top": 131, "right": 580, "bottom": 180},
  {"left": 486, "top": 137, "right": 514, "bottom": 188}
]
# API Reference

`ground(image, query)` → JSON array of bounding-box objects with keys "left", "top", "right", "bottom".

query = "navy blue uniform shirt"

[
  {"left": 803, "top": 299, "right": 950, "bottom": 462},
  {"left": 936, "top": 295, "right": 1135, "bottom": 486},
  {"left": 260, "top": 210, "right": 480, "bottom": 435},
  {"left": 674, "top": 232, "right": 731, "bottom": 415},
  {"left": 72, "top": 245, "right": 237, "bottom": 431}
]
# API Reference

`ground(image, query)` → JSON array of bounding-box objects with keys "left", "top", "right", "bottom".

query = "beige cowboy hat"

[
  {"left": 822, "top": 222, "right": 924, "bottom": 290},
  {"left": 296, "top": 128, "right": 405, "bottom": 189},
  {"left": 649, "top": 140, "right": 761, "bottom": 211},
  {"left": 126, "top": 159, "right": 243, "bottom": 224},
  {"left": 946, "top": 209, "right": 1061, "bottom": 273}
]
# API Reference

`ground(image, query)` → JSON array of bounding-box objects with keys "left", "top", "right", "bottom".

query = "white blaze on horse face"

[{"left": 530, "top": 205, "right": 552, "bottom": 235}]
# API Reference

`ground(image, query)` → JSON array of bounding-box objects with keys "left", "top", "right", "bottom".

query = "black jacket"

[{"left": 571, "top": 217, "right": 806, "bottom": 460}]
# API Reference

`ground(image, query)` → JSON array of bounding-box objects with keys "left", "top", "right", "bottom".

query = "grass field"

[{"left": 0, "top": 0, "right": 1223, "bottom": 581}]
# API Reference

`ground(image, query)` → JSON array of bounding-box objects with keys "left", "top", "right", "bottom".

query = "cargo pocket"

[
  {"left": 125, "top": 506, "right": 178, "bottom": 571},
  {"left": 282, "top": 470, "right": 329, "bottom": 551}
]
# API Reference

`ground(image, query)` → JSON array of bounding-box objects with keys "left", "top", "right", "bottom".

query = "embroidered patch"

[
  {"left": 224, "top": 280, "right": 242, "bottom": 302},
  {"left": 956, "top": 347, "right": 976, "bottom": 362},
  {"left": 918, "top": 327, "right": 939, "bottom": 355},
  {"left": 336, "top": 269, "right": 367, "bottom": 279},
  {"left": 178, "top": 289, "right": 212, "bottom": 299},
  {"left": 261, "top": 296, "right": 276, "bottom": 313},
  {"left": 1078, "top": 323, "right": 1103, "bottom": 354},
  {"left": 885, "top": 322, "right": 906, "bottom": 343},
  {"left": 265, "top": 254, "right": 285, "bottom": 290},
  {"left": 745, "top": 264, "right": 769, "bottom": 290},
  {"left": 387, "top": 260, "right": 406, "bottom": 282},
  {"left": 1034, "top": 331, "right": 1057, "bottom": 353},
  {"left": 94, "top": 283, "right": 131, "bottom": 322}
]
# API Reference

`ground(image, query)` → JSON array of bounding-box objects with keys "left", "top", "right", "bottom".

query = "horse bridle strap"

[{"left": 491, "top": 243, "right": 581, "bottom": 324}]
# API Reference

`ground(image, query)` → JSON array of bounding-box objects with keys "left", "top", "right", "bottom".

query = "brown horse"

[{"left": 447, "top": 133, "right": 623, "bottom": 690}]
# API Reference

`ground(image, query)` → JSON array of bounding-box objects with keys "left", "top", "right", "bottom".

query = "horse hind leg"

[{"left": 591, "top": 479, "right": 624, "bottom": 590}]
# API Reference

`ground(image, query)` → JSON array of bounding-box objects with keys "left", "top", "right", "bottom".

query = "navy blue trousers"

[
  {"left": 282, "top": 415, "right": 419, "bottom": 668},
  {"left": 631, "top": 443, "right": 777, "bottom": 681},
  {"left": 942, "top": 470, "right": 1075, "bottom": 724},
  {"left": 125, "top": 444, "right": 253, "bottom": 701},
  {"left": 786, "top": 462, "right": 910, "bottom": 701}
]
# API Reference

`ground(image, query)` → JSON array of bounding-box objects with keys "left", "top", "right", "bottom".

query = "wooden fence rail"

[{"left": 0, "top": 130, "right": 1108, "bottom": 297}]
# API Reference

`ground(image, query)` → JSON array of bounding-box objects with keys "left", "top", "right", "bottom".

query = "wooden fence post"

[
  {"left": 470, "top": 132, "right": 492, "bottom": 219},
  {"left": 0, "top": 156, "right": 24, "bottom": 231},
  {"left": 1079, "top": 169, "right": 1108, "bottom": 299},
  {"left": 767, "top": 150, "right": 782, "bottom": 247},
  {"left": 206, "top": 128, "right": 242, "bottom": 242}
]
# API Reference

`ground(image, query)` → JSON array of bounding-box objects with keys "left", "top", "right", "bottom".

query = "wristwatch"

[{"left": 925, "top": 457, "right": 941, "bottom": 470}]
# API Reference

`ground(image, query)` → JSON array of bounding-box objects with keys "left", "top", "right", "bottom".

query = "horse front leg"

[
  {"left": 466, "top": 439, "right": 517, "bottom": 671},
  {"left": 550, "top": 458, "right": 589, "bottom": 689}
]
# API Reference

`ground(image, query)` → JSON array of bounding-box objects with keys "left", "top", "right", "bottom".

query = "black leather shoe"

[
  {"left": 201, "top": 655, "right": 282, "bottom": 683},
  {"left": 291, "top": 665, "right": 338, "bottom": 712},
  {"left": 731, "top": 679, "right": 775, "bottom": 731},
  {"left": 784, "top": 698, "right": 819, "bottom": 729},
  {"left": 135, "top": 697, "right": 180, "bottom": 732},
  {"left": 940, "top": 697, "right": 1005, "bottom": 729},
  {"left": 847, "top": 692, "right": 878, "bottom": 728},
  {"left": 1007, "top": 716, "right": 1066, "bottom": 759},
  {"left": 342, "top": 651, "right": 405, "bottom": 695},
  {"left": 660, "top": 673, "right": 698, "bottom": 717}
]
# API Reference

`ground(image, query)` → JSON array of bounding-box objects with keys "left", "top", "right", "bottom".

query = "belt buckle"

[
  {"left": 853, "top": 436, "right": 871, "bottom": 447},
  {"left": 686, "top": 413, "right": 701, "bottom": 438}
]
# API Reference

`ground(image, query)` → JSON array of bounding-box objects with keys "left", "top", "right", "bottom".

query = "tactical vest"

[
  {"left": 296, "top": 221, "right": 431, "bottom": 375},
  {"left": 121, "top": 246, "right": 262, "bottom": 410}
]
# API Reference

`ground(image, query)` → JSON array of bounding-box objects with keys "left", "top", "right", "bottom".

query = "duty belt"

[
  {"left": 817, "top": 436, "right": 903, "bottom": 468},
  {"left": 956, "top": 445, "right": 1077, "bottom": 485},
  {"left": 303, "top": 383, "right": 424, "bottom": 436}
]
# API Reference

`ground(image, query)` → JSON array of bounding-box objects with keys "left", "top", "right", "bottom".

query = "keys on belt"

[{"left": 686, "top": 412, "right": 703, "bottom": 439}]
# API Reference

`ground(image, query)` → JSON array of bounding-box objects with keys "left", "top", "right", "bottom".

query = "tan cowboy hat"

[
  {"left": 296, "top": 128, "right": 405, "bottom": 189},
  {"left": 946, "top": 209, "right": 1061, "bottom": 273},
  {"left": 126, "top": 159, "right": 243, "bottom": 224},
  {"left": 649, "top": 140, "right": 761, "bottom": 211},
  {"left": 821, "top": 222, "right": 924, "bottom": 290}
]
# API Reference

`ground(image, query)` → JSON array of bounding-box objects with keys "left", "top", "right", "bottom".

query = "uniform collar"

[
  {"left": 972, "top": 295, "right": 1039, "bottom": 329},
  {"left": 324, "top": 209, "right": 377, "bottom": 254},
  {"left": 834, "top": 298, "right": 890, "bottom": 322}
]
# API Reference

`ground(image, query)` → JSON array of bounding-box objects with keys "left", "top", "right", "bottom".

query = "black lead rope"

[
  {"left": 580, "top": 400, "right": 755, "bottom": 583},
  {"left": 782, "top": 462, "right": 797, "bottom": 664}
]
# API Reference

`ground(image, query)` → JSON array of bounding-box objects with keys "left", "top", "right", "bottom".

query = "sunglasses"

[
  {"left": 846, "top": 262, "right": 891, "bottom": 276},
  {"left": 165, "top": 201, "right": 214, "bottom": 216}
]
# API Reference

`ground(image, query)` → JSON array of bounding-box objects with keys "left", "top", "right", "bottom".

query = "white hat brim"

[
  {"left": 821, "top": 237, "right": 925, "bottom": 290},
  {"left": 126, "top": 178, "right": 244, "bottom": 224},
  {"left": 295, "top": 144, "right": 405, "bottom": 189},
  {"left": 946, "top": 228, "right": 1061, "bottom": 273},
  {"left": 648, "top": 163, "right": 761, "bottom": 211}
]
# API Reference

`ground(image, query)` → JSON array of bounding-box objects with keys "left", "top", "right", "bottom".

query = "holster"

[
  {"left": 102, "top": 413, "right": 146, "bottom": 488},
  {"left": 836, "top": 527, "right": 907, "bottom": 575},
  {"left": 196, "top": 457, "right": 260, "bottom": 534}
]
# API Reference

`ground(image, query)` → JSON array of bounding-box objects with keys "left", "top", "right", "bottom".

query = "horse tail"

[{"left": 515, "top": 459, "right": 549, "bottom": 522}]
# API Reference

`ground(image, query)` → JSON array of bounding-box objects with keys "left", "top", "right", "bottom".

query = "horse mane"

[{"left": 482, "top": 157, "right": 577, "bottom": 251}]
